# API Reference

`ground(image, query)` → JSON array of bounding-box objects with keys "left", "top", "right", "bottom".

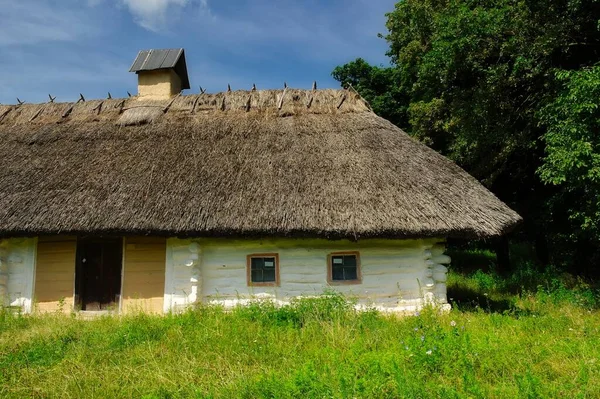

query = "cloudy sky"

[{"left": 0, "top": 0, "right": 395, "bottom": 104}]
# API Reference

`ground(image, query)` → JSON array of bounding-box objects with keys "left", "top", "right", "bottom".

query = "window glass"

[
  {"left": 331, "top": 254, "right": 359, "bottom": 281},
  {"left": 250, "top": 256, "right": 277, "bottom": 283}
]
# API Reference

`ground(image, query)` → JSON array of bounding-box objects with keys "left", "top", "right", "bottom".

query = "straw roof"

[{"left": 0, "top": 89, "right": 521, "bottom": 239}]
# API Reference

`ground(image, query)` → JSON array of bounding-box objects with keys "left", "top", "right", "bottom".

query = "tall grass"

[
  {"left": 447, "top": 247, "right": 599, "bottom": 313},
  {"left": 0, "top": 265, "right": 599, "bottom": 398}
]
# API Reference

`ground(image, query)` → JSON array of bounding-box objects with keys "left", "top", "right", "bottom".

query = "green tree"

[
  {"left": 331, "top": 58, "right": 409, "bottom": 128},
  {"left": 539, "top": 67, "right": 600, "bottom": 255},
  {"left": 333, "top": 0, "right": 600, "bottom": 271}
]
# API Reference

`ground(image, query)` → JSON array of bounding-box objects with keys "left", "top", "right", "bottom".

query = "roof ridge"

[
  {"left": 0, "top": 88, "right": 373, "bottom": 125},
  {"left": 0, "top": 88, "right": 352, "bottom": 107}
]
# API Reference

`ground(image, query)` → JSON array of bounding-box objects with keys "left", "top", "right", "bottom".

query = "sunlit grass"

[{"left": 0, "top": 265, "right": 598, "bottom": 398}]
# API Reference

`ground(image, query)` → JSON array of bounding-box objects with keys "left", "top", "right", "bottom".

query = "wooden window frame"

[
  {"left": 327, "top": 251, "right": 362, "bottom": 285},
  {"left": 247, "top": 253, "right": 280, "bottom": 287}
]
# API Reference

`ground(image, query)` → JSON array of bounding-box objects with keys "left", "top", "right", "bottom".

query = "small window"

[
  {"left": 247, "top": 254, "right": 280, "bottom": 286},
  {"left": 328, "top": 252, "right": 361, "bottom": 284}
]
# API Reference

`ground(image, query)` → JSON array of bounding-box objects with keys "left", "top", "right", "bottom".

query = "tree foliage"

[
  {"left": 333, "top": 0, "right": 600, "bottom": 270},
  {"left": 331, "top": 59, "right": 409, "bottom": 128},
  {"left": 539, "top": 67, "right": 600, "bottom": 238}
]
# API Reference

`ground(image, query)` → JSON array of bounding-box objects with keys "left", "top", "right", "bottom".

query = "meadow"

[{"left": 0, "top": 250, "right": 598, "bottom": 399}]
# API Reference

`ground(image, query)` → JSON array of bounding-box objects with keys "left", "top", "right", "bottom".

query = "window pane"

[
  {"left": 251, "top": 269, "right": 263, "bottom": 282},
  {"left": 263, "top": 258, "right": 275, "bottom": 268},
  {"left": 263, "top": 269, "right": 276, "bottom": 282},
  {"left": 344, "top": 266, "right": 358, "bottom": 280},
  {"left": 344, "top": 255, "right": 357, "bottom": 267},
  {"left": 332, "top": 266, "right": 344, "bottom": 280},
  {"left": 332, "top": 256, "right": 344, "bottom": 265},
  {"left": 251, "top": 258, "right": 264, "bottom": 269}
]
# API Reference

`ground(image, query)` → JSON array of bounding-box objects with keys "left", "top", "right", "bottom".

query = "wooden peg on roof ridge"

[
  {"left": 163, "top": 92, "right": 181, "bottom": 114},
  {"left": 0, "top": 107, "right": 12, "bottom": 122},
  {"left": 344, "top": 83, "right": 373, "bottom": 111},
  {"left": 92, "top": 101, "right": 104, "bottom": 115},
  {"left": 284, "top": 82, "right": 288, "bottom": 89},
  {"left": 199, "top": 86, "right": 207, "bottom": 94},
  {"left": 306, "top": 95, "right": 314, "bottom": 109},
  {"left": 346, "top": 84, "right": 361, "bottom": 97},
  {"left": 278, "top": 86, "right": 288, "bottom": 110},
  {"left": 312, "top": 81, "right": 317, "bottom": 90},
  {"left": 62, "top": 104, "right": 75, "bottom": 118},
  {"left": 16, "top": 98, "right": 25, "bottom": 105},
  {"left": 227, "top": 84, "right": 231, "bottom": 93},
  {"left": 127, "top": 91, "right": 132, "bottom": 98},
  {"left": 107, "top": 92, "right": 112, "bottom": 99},
  {"left": 252, "top": 83, "right": 257, "bottom": 91},
  {"left": 337, "top": 92, "right": 347, "bottom": 109},
  {"left": 190, "top": 95, "right": 201, "bottom": 113},
  {"left": 117, "top": 99, "right": 126, "bottom": 114},
  {"left": 48, "top": 94, "right": 56, "bottom": 103},
  {"left": 77, "top": 93, "right": 85, "bottom": 103},
  {"left": 29, "top": 107, "right": 45, "bottom": 122}
]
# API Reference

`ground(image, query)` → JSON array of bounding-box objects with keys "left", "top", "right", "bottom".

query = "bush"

[{"left": 234, "top": 290, "right": 356, "bottom": 327}]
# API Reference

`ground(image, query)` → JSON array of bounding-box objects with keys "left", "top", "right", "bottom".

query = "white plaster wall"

[
  {"left": 164, "top": 238, "right": 201, "bottom": 313},
  {"left": 163, "top": 237, "right": 450, "bottom": 313},
  {"left": 0, "top": 238, "right": 37, "bottom": 313}
]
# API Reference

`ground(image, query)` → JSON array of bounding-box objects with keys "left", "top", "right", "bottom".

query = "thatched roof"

[{"left": 0, "top": 89, "right": 521, "bottom": 239}]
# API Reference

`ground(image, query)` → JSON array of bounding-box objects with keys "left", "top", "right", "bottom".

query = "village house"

[{"left": 0, "top": 49, "right": 521, "bottom": 314}]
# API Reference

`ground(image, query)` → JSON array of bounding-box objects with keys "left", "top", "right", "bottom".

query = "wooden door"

[{"left": 75, "top": 238, "right": 123, "bottom": 311}]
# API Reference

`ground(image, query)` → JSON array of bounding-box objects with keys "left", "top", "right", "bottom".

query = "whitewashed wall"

[
  {"left": 0, "top": 238, "right": 37, "bottom": 313},
  {"left": 163, "top": 239, "right": 202, "bottom": 313},
  {"left": 164, "top": 238, "right": 450, "bottom": 313}
]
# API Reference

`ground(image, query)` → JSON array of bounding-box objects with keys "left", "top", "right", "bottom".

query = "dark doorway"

[{"left": 75, "top": 238, "right": 123, "bottom": 311}]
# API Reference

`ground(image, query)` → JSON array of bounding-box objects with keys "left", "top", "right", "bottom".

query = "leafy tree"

[
  {"left": 333, "top": 0, "right": 600, "bottom": 271},
  {"left": 332, "top": 59, "right": 409, "bottom": 128},
  {"left": 539, "top": 67, "right": 600, "bottom": 243}
]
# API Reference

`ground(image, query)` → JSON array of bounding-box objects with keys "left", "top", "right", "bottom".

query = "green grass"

[{"left": 1, "top": 260, "right": 599, "bottom": 398}]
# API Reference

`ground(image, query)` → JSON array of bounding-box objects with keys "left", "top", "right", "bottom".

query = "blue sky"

[{"left": 0, "top": 0, "right": 396, "bottom": 104}]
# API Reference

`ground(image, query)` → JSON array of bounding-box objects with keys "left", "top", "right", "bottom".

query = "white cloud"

[{"left": 121, "top": 0, "right": 204, "bottom": 31}]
